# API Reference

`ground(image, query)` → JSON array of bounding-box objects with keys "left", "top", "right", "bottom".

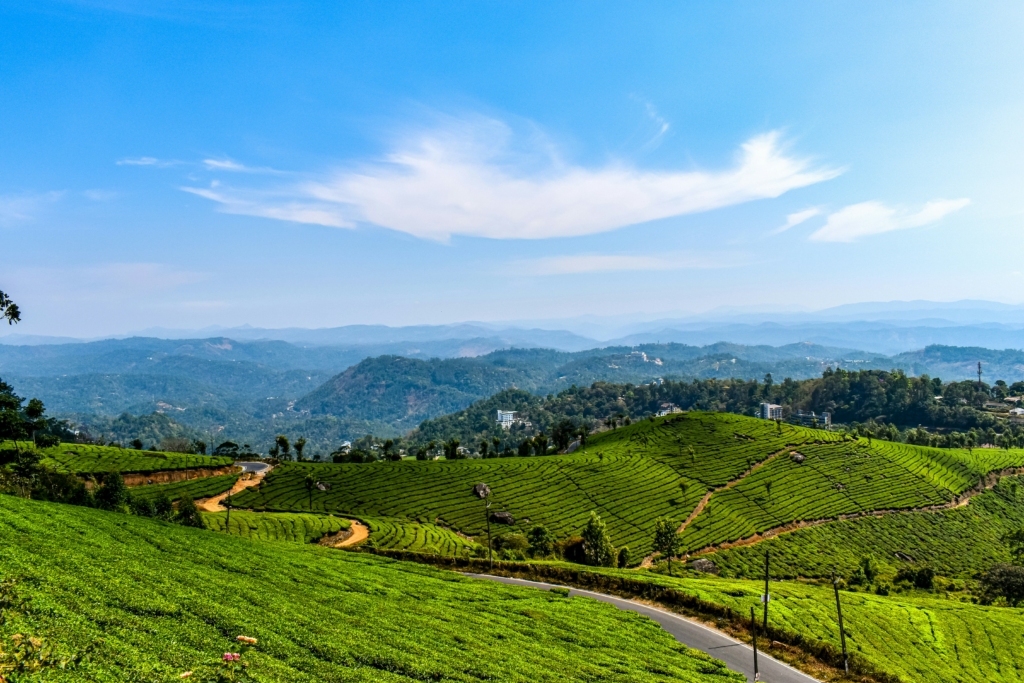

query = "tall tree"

[
  {"left": 275, "top": 435, "right": 291, "bottom": 461},
  {"left": 653, "top": 517, "right": 681, "bottom": 576},
  {"left": 581, "top": 511, "right": 616, "bottom": 567},
  {"left": 294, "top": 437, "right": 307, "bottom": 461}
]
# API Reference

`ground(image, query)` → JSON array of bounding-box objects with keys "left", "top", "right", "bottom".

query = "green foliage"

[
  {"left": 175, "top": 494, "right": 206, "bottom": 529},
  {"left": 362, "top": 517, "right": 477, "bottom": 556},
  {"left": 980, "top": 564, "right": 1024, "bottom": 606},
  {"left": 527, "top": 524, "right": 554, "bottom": 557},
  {"left": 203, "top": 511, "right": 350, "bottom": 544},
  {"left": 581, "top": 511, "right": 616, "bottom": 567},
  {"left": 94, "top": 472, "right": 129, "bottom": 511},
  {"left": 0, "top": 495, "right": 743, "bottom": 683},
  {"left": 653, "top": 517, "right": 680, "bottom": 575}
]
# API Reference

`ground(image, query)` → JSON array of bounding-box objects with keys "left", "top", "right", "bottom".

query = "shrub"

[
  {"left": 617, "top": 546, "right": 631, "bottom": 568},
  {"left": 175, "top": 494, "right": 206, "bottom": 529},
  {"left": 527, "top": 524, "right": 554, "bottom": 557},
  {"left": 493, "top": 533, "right": 529, "bottom": 554},
  {"left": 555, "top": 536, "right": 585, "bottom": 563},
  {"left": 154, "top": 494, "right": 173, "bottom": 519},
  {"left": 980, "top": 564, "right": 1024, "bottom": 606},
  {"left": 129, "top": 495, "right": 157, "bottom": 518},
  {"left": 94, "top": 473, "right": 129, "bottom": 512}
]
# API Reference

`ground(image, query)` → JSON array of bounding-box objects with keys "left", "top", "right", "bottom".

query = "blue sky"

[{"left": 2, "top": 1, "right": 1023, "bottom": 337}]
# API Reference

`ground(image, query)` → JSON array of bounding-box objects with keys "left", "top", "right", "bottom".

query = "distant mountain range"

[{"left": 5, "top": 330, "right": 1024, "bottom": 454}]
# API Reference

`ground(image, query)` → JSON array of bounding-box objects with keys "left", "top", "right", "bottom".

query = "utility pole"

[
  {"left": 225, "top": 490, "right": 232, "bottom": 531},
  {"left": 749, "top": 606, "right": 760, "bottom": 682},
  {"left": 831, "top": 572, "right": 850, "bottom": 674},
  {"left": 762, "top": 549, "right": 771, "bottom": 631},
  {"left": 978, "top": 361, "right": 983, "bottom": 389},
  {"left": 486, "top": 499, "right": 493, "bottom": 568}
]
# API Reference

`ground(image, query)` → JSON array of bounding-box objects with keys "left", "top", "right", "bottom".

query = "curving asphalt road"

[
  {"left": 236, "top": 461, "right": 272, "bottom": 475},
  {"left": 465, "top": 574, "right": 820, "bottom": 683}
]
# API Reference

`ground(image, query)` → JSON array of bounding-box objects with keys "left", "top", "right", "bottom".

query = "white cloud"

[
  {"left": 0, "top": 192, "right": 62, "bottom": 224},
  {"left": 809, "top": 198, "right": 970, "bottom": 242},
  {"left": 117, "top": 156, "right": 168, "bottom": 166},
  {"left": 202, "top": 158, "right": 285, "bottom": 174},
  {"left": 183, "top": 118, "right": 841, "bottom": 241},
  {"left": 519, "top": 251, "right": 748, "bottom": 275},
  {"left": 771, "top": 207, "right": 820, "bottom": 235}
]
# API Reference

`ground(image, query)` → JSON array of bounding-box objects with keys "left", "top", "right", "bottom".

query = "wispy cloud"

[
  {"left": 116, "top": 156, "right": 180, "bottom": 167},
  {"left": 518, "top": 251, "right": 749, "bottom": 275},
  {"left": 182, "top": 118, "right": 841, "bottom": 241},
  {"left": 83, "top": 189, "right": 119, "bottom": 202},
  {"left": 0, "top": 192, "right": 63, "bottom": 224},
  {"left": 636, "top": 98, "right": 671, "bottom": 149},
  {"left": 202, "top": 158, "right": 286, "bottom": 174},
  {"left": 809, "top": 198, "right": 970, "bottom": 242},
  {"left": 771, "top": 207, "right": 820, "bottom": 235}
]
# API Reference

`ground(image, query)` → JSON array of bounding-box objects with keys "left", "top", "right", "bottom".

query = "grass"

[
  {"left": 0, "top": 494, "right": 743, "bottom": 682},
  {"left": 231, "top": 412, "right": 1024, "bottom": 557},
  {"left": 203, "top": 509, "right": 350, "bottom": 543},
  {"left": 130, "top": 473, "right": 240, "bottom": 502},
  {"left": 26, "top": 442, "right": 234, "bottom": 474}
]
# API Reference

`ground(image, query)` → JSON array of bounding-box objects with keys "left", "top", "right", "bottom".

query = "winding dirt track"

[{"left": 197, "top": 465, "right": 272, "bottom": 512}]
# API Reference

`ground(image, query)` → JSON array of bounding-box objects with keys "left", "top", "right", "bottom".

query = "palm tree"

[{"left": 304, "top": 473, "right": 316, "bottom": 511}]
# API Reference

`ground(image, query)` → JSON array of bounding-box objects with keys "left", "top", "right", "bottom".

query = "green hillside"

[
  {"left": 0, "top": 494, "right": 741, "bottom": 683},
  {"left": 203, "top": 509, "right": 350, "bottom": 543},
  {"left": 707, "top": 474, "right": 1024, "bottom": 579},
  {"left": 532, "top": 563, "right": 1024, "bottom": 683},
  {"left": 130, "top": 473, "right": 240, "bottom": 501},
  {"left": 30, "top": 443, "right": 234, "bottom": 474},
  {"left": 233, "top": 412, "right": 1024, "bottom": 558}
]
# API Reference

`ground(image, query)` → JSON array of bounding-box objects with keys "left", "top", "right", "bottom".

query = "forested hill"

[{"left": 403, "top": 367, "right": 1024, "bottom": 453}]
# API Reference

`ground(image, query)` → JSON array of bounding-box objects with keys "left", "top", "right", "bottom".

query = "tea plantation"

[
  {"left": 362, "top": 516, "right": 478, "bottom": 555},
  {"left": 0, "top": 494, "right": 743, "bottom": 683},
  {"left": 30, "top": 442, "right": 234, "bottom": 474},
  {"left": 130, "top": 473, "right": 240, "bottom": 502},
  {"left": 563, "top": 565, "right": 1024, "bottom": 683},
  {"left": 231, "top": 412, "right": 1024, "bottom": 556},
  {"left": 203, "top": 509, "right": 350, "bottom": 543},
  {"left": 707, "top": 475, "right": 1024, "bottom": 579}
]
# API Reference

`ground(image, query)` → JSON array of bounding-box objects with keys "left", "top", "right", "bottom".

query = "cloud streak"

[
  {"left": 809, "top": 198, "right": 970, "bottom": 242},
  {"left": 771, "top": 207, "right": 820, "bottom": 234},
  {"left": 518, "top": 251, "right": 749, "bottom": 275},
  {"left": 0, "top": 192, "right": 63, "bottom": 224},
  {"left": 181, "top": 118, "right": 841, "bottom": 241}
]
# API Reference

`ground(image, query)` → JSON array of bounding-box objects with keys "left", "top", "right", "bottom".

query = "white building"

[
  {"left": 760, "top": 403, "right": 784, "bottom": 420},
  {"left": 497, "top": 410, "right": 517, "bottom": 429},
  {"left": 657, "top": 402, "right": 683, "bottom": 416}
]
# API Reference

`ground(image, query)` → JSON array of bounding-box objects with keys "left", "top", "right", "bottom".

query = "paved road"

[
  {"left": 236, "top": 461, "right": 272, "bottom": 474},
  {"left": 465, "top": 574, "right": 820, "bottom": 683}
]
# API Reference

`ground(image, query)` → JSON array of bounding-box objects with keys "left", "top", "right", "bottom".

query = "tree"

[
  {"left": 0, "top": 290, "right": 20, "bottom": 325},
  {"left": 381, "top": 439, "right": 396, "bottom": 461},
  {"left": 131, "top": 438, "right": 144, "bottom": 450},
  {"left": 193, "top": 440, "right": 207, "bottom": 456},
  {"left": 981, "top": 564, "right": 1024, "bottom": 606},
  {"left": 860, "top": 556, "right": 878, "bottom": 583},
  {"left": 275, "top": 435, "right": 291, "bottom": 461},
  {"left": 294, "top": 437, "right": 307, "bottom": 461},
  {"left": 175, "top": 494, "right": 206, "bottom": 528},
  {"left": 527, "top": 524, "right": 554, "bottom": 557},
  {"left": 478, "top": 440, "right": 489, "bottom": 458},
  {"left": 304, "top": 473, "right": 316, "bottom": 511},
  {"left": 95, "top": 473, "right": 129, "bottom": 511},
  {"left": 551, "top": 419, "right": 576, "bottom": 452},
  {"left": 580, "top": 511, "right": 615, "bottom": 567},
  {"left": 444, "top": 439, "right": 463, "bottom": 459},
  {"left": 213, "top": 441, "right": 239, "bottom": 457},
  {"left": 577, "top": 425, "right": 589, "bottom": 448},
  {"left": 532, "top": 433, "right": 549, "bottom": 456},
  {"left": 1006, "top": 528, "right": 1024, "bottom": 562},
  {"left": 517, "top": 440, "right": 531, "bottom": 457},
  {"left": 154, "top": 494, "right": 173, "bottom": 519},
  {"left": 653, "top": 517, "right": 680, "bottom": 576},
  {"left": 617, "top": 546, "right": 631, "bottom": 568}
]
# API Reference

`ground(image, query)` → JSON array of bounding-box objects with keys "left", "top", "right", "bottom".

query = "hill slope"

[{"left": 0, "top": 494, "right": 741, "bottom": 683}]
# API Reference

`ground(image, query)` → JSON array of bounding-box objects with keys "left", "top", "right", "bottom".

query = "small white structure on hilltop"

[
  {"left": 497, "top": 410, "right": 517, "bottom": 429},
  {"left": 760, "top": 403, "right": 784, "bottom": 420},
  {"left": 657, "top": 402, "right": 682, "bottom": 416}
]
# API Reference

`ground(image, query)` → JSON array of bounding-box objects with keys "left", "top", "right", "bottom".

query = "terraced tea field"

[
  {"left": 707, "top": 475, "right": 1024, "bottom": 579},
  {"left": 0, "top": 494, "right": 742, "bottom": 683},
  {"left": 232, "top": 413, "right": 1024, "bottom": 556},
  {"left": 203, "top": 510, "right": 350, "bottom": 543},
  {"left": 566, "top": 565, "right": 1024, "bottom": 683},
  {"left": 33, "top": 443, "right": 233, "bottom": 474},
  {"left": 361, "top": 516, "right": 477, "bottom": 555},
  {"left": 130, "top": 474, "right": 240, "bottom": 502}
]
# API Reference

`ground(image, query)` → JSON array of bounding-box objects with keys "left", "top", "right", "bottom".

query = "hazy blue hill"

[{"left": 891, "top": 345, "right": 1024, "bottom": 382}]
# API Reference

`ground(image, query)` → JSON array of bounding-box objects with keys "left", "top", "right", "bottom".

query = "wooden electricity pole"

[
  {"left": 832, "top": 572, "right": 850, "bottom": 674},
  {"left": 750, "top": 606, "right": 760, "bottom": 682}
]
